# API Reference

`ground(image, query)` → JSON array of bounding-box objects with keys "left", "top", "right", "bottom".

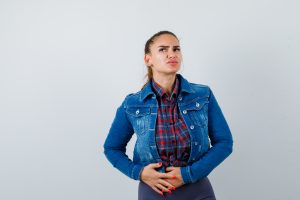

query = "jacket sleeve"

[
  {"left": 180, "top": 87, "right": 234, "bottom": 184},
  {"left": 103, "top": 95, "right": 144, "bottom": 180}
]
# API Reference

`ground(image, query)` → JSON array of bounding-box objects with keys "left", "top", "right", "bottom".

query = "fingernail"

[
  {"left": 172, "top": 186, "right": 175, "bottom": 190},
  {"left": 160, "top": 190, "right": 164, "bottom": 196},
  {"left": 168, "top": 189, "right": 172, "bottom": 194},
  {"left": 172, "top": 175, "right": 176, "bottom": 179},
  {"left": 158, "top": 162, "right": 162, "bottom": 166},
  {"left": 160, "top": 192, "right": 164, "bottom": 196}
]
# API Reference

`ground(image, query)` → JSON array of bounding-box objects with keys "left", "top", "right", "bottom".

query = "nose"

[{"left": 167, "top": 50, "right": 176, "bottom": 58}]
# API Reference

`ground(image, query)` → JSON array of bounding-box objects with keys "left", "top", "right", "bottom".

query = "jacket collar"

[
  {"left": 151, "top": 75, "right": 179, "bottom": 99},
  {"left": 140, "top": 73, "right": 195, "bottom": 101}
]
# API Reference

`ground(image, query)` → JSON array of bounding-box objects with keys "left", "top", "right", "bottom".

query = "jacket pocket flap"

[
  {"left": 184, "top": 99, "right": 209, "bottom": 111},
  {"left": 126, "top": 107, "right": 151, "bottom": 117}
]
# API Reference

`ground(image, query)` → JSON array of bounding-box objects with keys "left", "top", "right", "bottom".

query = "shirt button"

[
  {"left": 136, "top": 109, "right": 139, "bottom": 115},
  {"left": 196, "top": 102, "right": 200, "bottom": 107},
  {"left": 178, "top": 96, "right": 182, "bottom": 101},
  {"left": 183, "top": 110, "right": 187, "bottom": 114},
  {"left": 190, "top": 125, "right": 194, "bottom": 130}
]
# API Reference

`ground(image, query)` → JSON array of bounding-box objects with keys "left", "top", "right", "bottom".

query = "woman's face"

[{"left": 145, "top": 34, "right": 182, "bottom": 76}]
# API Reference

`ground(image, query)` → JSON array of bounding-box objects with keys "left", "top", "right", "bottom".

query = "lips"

[{"left": 167, "top": 61, "right": 178, "bottom": 64}]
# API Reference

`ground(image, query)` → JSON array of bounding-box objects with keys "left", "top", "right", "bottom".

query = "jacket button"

[
  {"left": 152, "top": 95, "right": 156, "bottom": 99},
  {"left": 190, "top": 125, "right": 194, "bottom": 130},
  {"left": 196, "top": 102, "right": 200, "bottom": 107},
  {"left": 136, "top": 109, "right": 139, "bottom": 115},
  {"left": 183, "top": 110, "right": 187, "bottom": 114},
  {"left": 178, "top": 96, "right": 182, "bottom": 101},
  {"left": 194, "top": 142, "right": 198, "bottom": 145}
]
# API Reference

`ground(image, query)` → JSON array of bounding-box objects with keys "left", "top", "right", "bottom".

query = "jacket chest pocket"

[
  {"left": 126, "top": 107, "right": 151, "bottom": 136},
  {"left": 185, "top": 98, "right": 209, "bottom": 127}
]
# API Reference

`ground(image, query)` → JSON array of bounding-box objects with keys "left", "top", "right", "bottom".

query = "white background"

[{"left": 1, "top": 0, "right": 299, "bottom": 199}]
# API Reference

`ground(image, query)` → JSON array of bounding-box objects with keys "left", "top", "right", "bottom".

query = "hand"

[
  {"left": 165, "top": 166, "right": 184, "bottom": 189},
  {"left": 140, "top": 162, "right": 176, "bottom": 196}
]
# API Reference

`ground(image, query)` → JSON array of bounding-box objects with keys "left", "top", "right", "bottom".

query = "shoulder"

[
  {"left": 189, "top": 82, "right": 212, "bottom": 97},
  {"left": 178, "top": 74, "right": 212, "bottom": 97},
  {"left": 120, "top": 90, "right": 142, "bottom": 108}
]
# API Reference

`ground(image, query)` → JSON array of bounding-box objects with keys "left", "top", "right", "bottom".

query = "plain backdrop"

[{"left": 1, "top": 0, "right": 299, "bottom": 199}]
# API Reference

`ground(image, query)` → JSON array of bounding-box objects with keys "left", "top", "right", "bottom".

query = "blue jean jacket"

[{"left": 103, "top": 74, "right": 233, "bottom": 184}]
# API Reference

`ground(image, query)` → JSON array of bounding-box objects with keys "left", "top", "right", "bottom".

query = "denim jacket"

[{"left": 103, "top": 74, "right": 233, "bottom": 184}]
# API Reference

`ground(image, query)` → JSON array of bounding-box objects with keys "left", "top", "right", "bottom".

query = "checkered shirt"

[{"left": 151, "top": 76, "right": 191, "bottom": 167}]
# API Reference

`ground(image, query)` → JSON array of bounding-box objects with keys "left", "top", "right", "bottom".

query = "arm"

[
  {"left": 180, "top": 87, "right": 234, "bottom": 184},
  {"left": 103, "top": 95, "right": 144, "bottom": 180}
]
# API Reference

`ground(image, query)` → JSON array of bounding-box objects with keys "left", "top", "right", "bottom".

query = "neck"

[{"left": 152, "top": 73, "right": 177, "bottom": 95}]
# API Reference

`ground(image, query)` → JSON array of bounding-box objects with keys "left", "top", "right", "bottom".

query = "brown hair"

[{"left": 141, "top": 30, "right": 179, "bottom": 90}]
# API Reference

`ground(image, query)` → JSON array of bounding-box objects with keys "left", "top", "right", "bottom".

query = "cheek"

[
  {"left": 177, "top": 53, "right": 182, "bottom": 60},
  {"left": 152, "top": 56, "right": 165, "bottom": 64},
  {"left": 159, "top": 54, "right": 167, "bottom": 61}
]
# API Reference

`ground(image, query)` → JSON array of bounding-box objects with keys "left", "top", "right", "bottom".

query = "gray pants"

[{"left": 138, "top": 177, "right": 216, "bottom": 200}]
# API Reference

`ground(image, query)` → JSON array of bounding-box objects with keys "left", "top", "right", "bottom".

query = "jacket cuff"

[
  {"left": 180, "top": 166, "right": 193, "bottom": 184},
  {"left": 131, "top": 164, "right": 144, "bottom": 180}
]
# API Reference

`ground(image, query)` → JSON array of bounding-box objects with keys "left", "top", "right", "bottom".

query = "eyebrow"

[{"left": 157, "top": 45, "right": 180, "bottom": 48}]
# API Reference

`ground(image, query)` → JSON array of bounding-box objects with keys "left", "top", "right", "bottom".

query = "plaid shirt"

[{"left": 151, "top": 76, "right": 191, "bottom": 167}]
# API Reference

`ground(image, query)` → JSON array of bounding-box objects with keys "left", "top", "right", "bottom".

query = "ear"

[{"left": 144, "top": 54, "right": 152, "bottom": 67}]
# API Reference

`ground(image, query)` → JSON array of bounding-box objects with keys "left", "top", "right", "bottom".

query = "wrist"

[{"left": 139, "top": 167, "right": 145, "bottom": 181}]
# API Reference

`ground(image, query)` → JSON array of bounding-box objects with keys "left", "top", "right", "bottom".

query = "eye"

[
  {"left": 159, "top": 48, "right": 167, "bottom": 52},
  {"left": 174, "top": 48, "right": 181, "bottom": 52}
]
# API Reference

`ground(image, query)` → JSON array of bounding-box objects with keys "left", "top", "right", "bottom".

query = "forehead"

[{"left": 152, "top": 34, "right": 180, "bottom": 47}]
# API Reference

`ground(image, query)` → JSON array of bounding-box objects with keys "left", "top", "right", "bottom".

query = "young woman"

[{"left": 104, "top": 31, "right": 233, "bottom": 200}]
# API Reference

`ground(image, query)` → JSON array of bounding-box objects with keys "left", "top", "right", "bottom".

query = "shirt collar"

[
  {"left": 151, "top": 76, "right": 179, "bottom": 99},
  {"left": 140, "top": 73, "right": 195, "bottom": 102}
]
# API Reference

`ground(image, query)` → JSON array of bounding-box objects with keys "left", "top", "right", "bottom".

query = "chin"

[
  {"left": 165, "top": 69, "right": 179, "bottom": 75},
  {"left": 168, "top": 66, "right": 180, "bottom": 73}
]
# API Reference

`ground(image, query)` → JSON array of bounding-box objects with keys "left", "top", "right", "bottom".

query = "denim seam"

[
  {"left": 187, "top": 166, "right": 193, "bottom": 183},
  {"left": 131, "top": 165, "right": 136, "bottom": 179}
]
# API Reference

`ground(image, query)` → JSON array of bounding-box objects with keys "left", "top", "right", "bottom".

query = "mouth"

[{"left": 167, "top": 61, "right": 178, "bottom": 64}]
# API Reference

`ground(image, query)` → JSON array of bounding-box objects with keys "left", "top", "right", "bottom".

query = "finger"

[
  {"left": 151, "top": 186, "right": 164, "bottom": 196},
  {"left": 149, "top": 162, "right": 162, "bottom": 169},
  {"left": 159, "top": 179, "right": 176, "bottom": 191},
  {"left": 158, "top": 172, "right": 176, "bottom": 179},
  {"left": 155, "top": 183, "right": 172, "bottom": 194},
  {"left": 165, "top": 166, "right": 175, "bottom": 171}
]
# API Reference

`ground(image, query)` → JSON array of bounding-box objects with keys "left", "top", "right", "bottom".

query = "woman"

[{"left": 103, "top": 30, "right": 233, "bottom": 199}]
